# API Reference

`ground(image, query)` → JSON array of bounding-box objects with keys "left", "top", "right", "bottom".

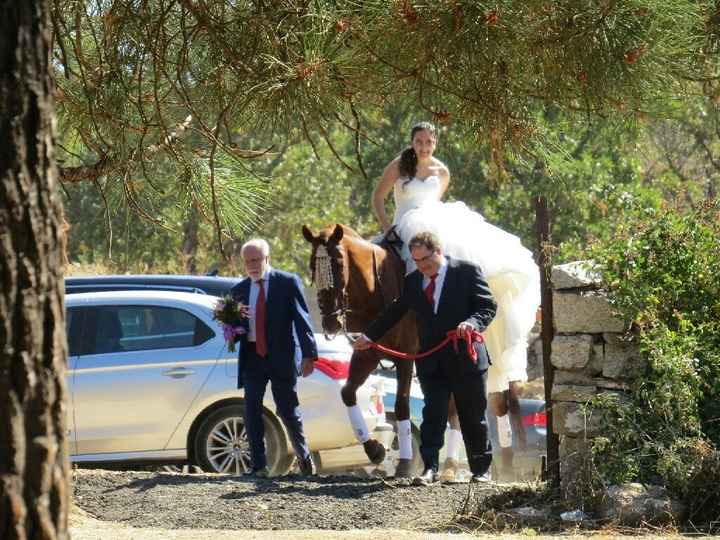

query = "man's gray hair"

[{"left": 241, "top": 238, "right": 270, "bottom": 257}]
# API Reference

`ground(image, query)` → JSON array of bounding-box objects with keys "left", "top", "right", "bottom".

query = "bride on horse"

[{"left": 372, "top": 121, "right": 540, "bottom": 480}]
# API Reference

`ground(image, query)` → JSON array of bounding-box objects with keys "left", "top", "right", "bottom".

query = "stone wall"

[{"left": 549, "top": 261, "right": 645, "bottom": 500}]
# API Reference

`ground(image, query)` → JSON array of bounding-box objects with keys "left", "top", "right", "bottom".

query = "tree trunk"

[
  {"left": 534, "top": 195, "right": 560, "bottom": 489},
  {"left": 0, "top": 2, "right": 70, "bottom": 539}
]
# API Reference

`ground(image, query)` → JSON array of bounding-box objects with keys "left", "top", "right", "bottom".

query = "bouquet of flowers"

[{"left": 212, "top": 295, "right": 249, "bottom": 352}]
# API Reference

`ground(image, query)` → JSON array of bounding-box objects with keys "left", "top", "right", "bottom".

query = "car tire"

[
  {"left": 384, "top": 412, "right": 422, "bottom": 477},
  {"left": 193, "top": 404, "right": 290, "bottom": 476}
]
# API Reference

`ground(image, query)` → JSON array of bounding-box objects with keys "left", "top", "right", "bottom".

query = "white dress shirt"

[
  {"left": 248, "top": 267, "right": 271, "bottom": 342},
  {"left": 360, "top": 257, "right": 449, "bottom": 344},
  {"left": 423, "top": 256, "right": 448, "bottom": 314}
]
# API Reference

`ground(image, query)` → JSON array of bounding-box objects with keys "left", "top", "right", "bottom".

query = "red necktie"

[
  {"left": 424, "top": 273, "right": 438, "bottom": 307},
  {"left": 255, "top": 280, "right": 268, "bottom": 357}
]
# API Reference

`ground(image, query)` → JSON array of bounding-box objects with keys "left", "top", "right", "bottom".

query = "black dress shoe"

[
  {"left": 412, "top": 468, "right": 439, "bottom": 486},
  {"left": 298, "top": 455, "right": 316, "bottom": 476}
]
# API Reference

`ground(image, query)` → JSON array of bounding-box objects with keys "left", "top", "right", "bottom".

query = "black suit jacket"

[{"left": 366, "top": 257, "right": 497, "bottom": 379}]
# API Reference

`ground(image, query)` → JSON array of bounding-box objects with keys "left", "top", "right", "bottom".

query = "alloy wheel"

[{"left": 206, "top": 417, "right": 252, "bottom": 474}]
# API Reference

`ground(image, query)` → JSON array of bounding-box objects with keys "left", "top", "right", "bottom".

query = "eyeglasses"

[{"left": 411, "top": 251, "right": 437, "bottom": 264}]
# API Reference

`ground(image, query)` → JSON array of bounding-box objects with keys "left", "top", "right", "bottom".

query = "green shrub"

[{"left": 587, "top": 200, "right": 720, "bottom": 523}]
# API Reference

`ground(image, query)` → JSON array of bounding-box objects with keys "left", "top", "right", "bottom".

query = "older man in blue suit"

[{"left": 230, "top": 238, "right": 318, "bottom": 477}]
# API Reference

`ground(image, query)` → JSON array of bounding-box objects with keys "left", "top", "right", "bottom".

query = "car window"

[
  {"left": 90, "top": 305, "right": 213, "bottom": 353},
  {"left": 66, "top": 307, "right": 81, "bottom": 357}
]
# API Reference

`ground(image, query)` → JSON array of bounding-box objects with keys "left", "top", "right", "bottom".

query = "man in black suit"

[
  {"left": 231, "top": 238, "right": 318, "bottom": 477},
  {"left": 353, "top": 232, "right": 497, "bottom": 484}
]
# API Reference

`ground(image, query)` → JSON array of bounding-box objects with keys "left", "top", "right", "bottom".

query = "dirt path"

[
  {"left": 72, "top": 469, "right": 484, "bottom": 531},
  {"left": 70, "top": 469, "right": 708, "bottom": 539}
]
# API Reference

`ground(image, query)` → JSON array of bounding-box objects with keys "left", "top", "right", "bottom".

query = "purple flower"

[{"left": 221, "top": 323, "right": 246, "bottom": 352}]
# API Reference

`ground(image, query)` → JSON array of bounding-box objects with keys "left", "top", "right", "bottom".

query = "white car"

[{"left": 65, "top": 291, "right": 392, "bottom": 475}]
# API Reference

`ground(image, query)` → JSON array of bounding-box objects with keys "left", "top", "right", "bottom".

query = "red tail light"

[
  {"left": 374, "top": 395, "right": 384, "bottom": 415},
  {"left": 522, "top": 411, "right": 547, "bottom": 428}
]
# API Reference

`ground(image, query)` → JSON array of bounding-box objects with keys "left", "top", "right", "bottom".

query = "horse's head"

[{"left": 302, "top": 224, "right": 348, "bottom": 336}]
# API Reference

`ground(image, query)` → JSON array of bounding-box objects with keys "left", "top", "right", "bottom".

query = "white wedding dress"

[{"left": 392, "top": 175, "right": 540, "bottom": 392}]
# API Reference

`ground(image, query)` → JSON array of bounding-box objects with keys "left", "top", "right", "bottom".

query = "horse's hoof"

[
  {"left": 363, "top": 439, "right": 386, "bottom": 465},
  {"left": 439, "top": 458, "right": 459, "bottom": 483},
  {"left": 394, "top": 458, "right": 414, "bottom": 478}
]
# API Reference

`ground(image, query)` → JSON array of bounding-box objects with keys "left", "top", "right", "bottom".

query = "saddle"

[{"left": 378, "top": 226, "right": 404, "bottom": 260}]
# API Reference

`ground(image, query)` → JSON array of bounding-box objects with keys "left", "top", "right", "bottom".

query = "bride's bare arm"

[
  {"left": 437, "top": 164, "right": 451, "bottom": 199},
  {"left": 372, "top": 159, "right": 400, "bottom": 233}
]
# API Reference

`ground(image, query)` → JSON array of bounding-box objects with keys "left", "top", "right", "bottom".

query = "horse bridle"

[{"left": 312, "top": 243, "right": 350, "bottom": 338}]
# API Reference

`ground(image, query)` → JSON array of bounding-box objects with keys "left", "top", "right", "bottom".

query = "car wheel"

[
  {"left": 382, "top": 412, "right": 422, "bottom": 477},
  {"left": 193, "top": 404, "right": 290, "bottom": 476}
]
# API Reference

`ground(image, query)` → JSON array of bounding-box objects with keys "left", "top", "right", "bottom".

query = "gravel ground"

[
  {"left": 71, "top": 469, "right": 710, "bottom": 540},
  {"left": 72, "top": 469, "right": 491, "bottom": 532}
]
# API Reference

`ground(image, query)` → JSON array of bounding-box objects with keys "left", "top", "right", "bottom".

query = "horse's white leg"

[
  {"left": 346, "top": 404, "right": 370, "bottom": 443},
  {"left": 342, "top": 380, "right": 385, "bottom": 464},
  {"left": 445, "top": 428, "right": 463, "bottom": 461},
  {"left": 397, "top": 419, "right": 412, "bottom": 459},
  {"left": 341, "top": 381, "right": 370, "bottom": 443},
  {"left": 440, "top": 396, "right": 462, "bottom": 481}
]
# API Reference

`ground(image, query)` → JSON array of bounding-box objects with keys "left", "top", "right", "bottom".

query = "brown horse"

[
  {"left": 302, "top": 224, "right": 533, "bottom": 481},
  {"left": 301, "top": 224, "right": 418, "bottom": 469}
]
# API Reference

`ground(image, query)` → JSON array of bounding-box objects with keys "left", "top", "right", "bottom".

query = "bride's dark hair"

[{"left": 399, "top": 121, "right": 437, "bottom": 185}]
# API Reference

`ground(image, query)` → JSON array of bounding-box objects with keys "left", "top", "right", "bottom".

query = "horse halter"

[
  {"left": 313, "top": 244, "right": 349, "bottom": 337},
  {"left": 314, "top": 245, "right": 334, "bottom": 291}
]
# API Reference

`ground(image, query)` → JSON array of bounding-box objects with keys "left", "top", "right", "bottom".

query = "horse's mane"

[
  {"left": 337, "top": 224, "right": 362, "bottom": 238},
  {"left": 325, "top": 224, "right": 376, "bottom": 253}
]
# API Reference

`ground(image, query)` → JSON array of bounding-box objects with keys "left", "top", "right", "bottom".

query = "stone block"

[
  {"left": 553, "top": 371, "right": 631, "bottom": 391},
  {"left": 553, "top": 401, "right": 603, "bottom": 437},
  {"left": 551, "top": 335, "right": 593, "bottom": 370},
  {"left": 554, "top": 290, "right": 626, "bottom": 333},
  {"left": 554, "top": 370, "right": 596, "bottom": 386},
  {"left": 602, "top": 333, "right": 646, "bottom": 379},
  {"left": 559, "top": 436, "right": 595, "bottom": 502},
  {"left": 600, "top": 483, "right": 686, "bottom": 526},
  {"left": 552, "top": 261, "right": 601, "bottom": 290},
  {"left": 552, "top": 384, "right": 597, "bottom": 402},
  {"left": 588, "top": 341, "right": 604, "bottom": 376}
]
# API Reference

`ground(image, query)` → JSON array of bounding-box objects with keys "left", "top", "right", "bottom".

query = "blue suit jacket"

[{"left": 230, "top": 268, "right": 318, "bottom": 388}]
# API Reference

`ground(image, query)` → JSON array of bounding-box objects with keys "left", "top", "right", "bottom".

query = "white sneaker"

[{"left": 470, "top": 471, "right": 492, "bottom": 483}]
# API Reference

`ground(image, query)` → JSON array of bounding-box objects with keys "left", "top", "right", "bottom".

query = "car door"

[
  {"left": 71, "top": 302, "right": 219, "bottom": 456},
  {"left": 65, "top": 305, "right": 84, "bottom": 456}
]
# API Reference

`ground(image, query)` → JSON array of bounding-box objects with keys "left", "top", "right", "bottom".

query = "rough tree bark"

[
  {"left": 534, "top": 195, "right": 560, "bottom": 489},
  {"left": 0, "top": 1, "right": 70, "bottom": 539}
]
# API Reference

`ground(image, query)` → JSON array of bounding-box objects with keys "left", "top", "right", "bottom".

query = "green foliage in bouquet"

[{"left": 587, "top": 200, "right": 720, "bottom": 524}]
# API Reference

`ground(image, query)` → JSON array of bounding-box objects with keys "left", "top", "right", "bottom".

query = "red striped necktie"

[{"left": 424, "top": 273, "right": 438, "bottom": 307}]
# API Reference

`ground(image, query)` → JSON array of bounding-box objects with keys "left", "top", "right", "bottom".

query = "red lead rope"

[{"left": 368, "top": 328, "right": 484, "bottom": 363}]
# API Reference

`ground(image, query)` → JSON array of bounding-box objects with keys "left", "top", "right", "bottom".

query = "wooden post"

[{"left": 534, "top": 195, "right": 560, "bottom": 488}]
